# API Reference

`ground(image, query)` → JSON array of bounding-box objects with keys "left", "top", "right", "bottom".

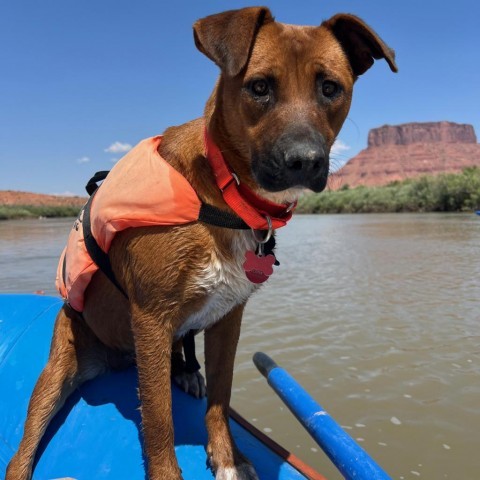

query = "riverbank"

[
  {"left": 298, "top": 167, "right": 480, "bottom": 214},
  {"left": 3, "top": 167, "right": 480, "bottom": 219},
  {"left": 0, "top": 205, "right": 83, "bottom": 220},
  {"left": 0, "top": 191, "right": 85, "bottom": 220}
]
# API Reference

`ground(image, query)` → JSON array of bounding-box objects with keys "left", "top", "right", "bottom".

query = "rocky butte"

[{"left": 331, "top": 121, "right": 480, "bottom": 189}]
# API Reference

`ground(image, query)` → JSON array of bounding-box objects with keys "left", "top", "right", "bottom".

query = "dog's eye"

[
  {"left": 322, "top": 80, "right": 339, "bottom": 98},
  {"left": 249, "top": 79, "right": 270, "bottom": 97}
]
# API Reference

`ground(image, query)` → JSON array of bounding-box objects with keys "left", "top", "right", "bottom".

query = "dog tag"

[{"left": 243, "top": 250, "right": 276, "bottom": 284}]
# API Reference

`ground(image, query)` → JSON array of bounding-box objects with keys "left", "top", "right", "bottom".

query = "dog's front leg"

[
  {"left": 204, "top": 303, "right": 258, "bottom": 480},
  {"left": 130, "top": 305, "right": 182, "bottom": 480}
]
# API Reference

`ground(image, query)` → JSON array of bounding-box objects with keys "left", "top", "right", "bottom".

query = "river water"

[{"left": 0, "top": 214, "right": 479, "bottom": 480}]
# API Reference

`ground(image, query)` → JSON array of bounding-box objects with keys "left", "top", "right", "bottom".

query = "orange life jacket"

[
  {"left": 56, "top": 133, "right": 294, "bottom": 312},
  {"left": 56, "top": 136, "right": 206, "bottom": 311}
]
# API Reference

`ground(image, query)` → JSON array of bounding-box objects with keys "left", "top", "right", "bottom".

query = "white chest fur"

[{"left": 175, "top": 231, "right": 259, "bottom": 338}]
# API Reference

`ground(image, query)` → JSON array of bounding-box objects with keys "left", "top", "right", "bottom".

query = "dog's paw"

[
  {"left": 173, "top": 370, "right": 206, "bottom": 398},
  {"left": 215, "top": 464, "right": 259, "bottom": 480}
]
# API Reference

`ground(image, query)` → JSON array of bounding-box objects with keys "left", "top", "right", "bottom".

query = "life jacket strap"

[
  {"left": 82, "top": 190, "right": 129, "bottom": 299},
  {"left": 198, "top": 203, "right": 249, "bottom": 229},
  {"left": 81, "top": 171, "right": 253, "bottom": 303}
]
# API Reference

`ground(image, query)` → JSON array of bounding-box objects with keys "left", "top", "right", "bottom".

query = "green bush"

[
  {"left": 0, "top": 205, "right": 81, "bottom": 220},
  {"left": 298, "top": 167, "right": 480, "bottom": 214}
]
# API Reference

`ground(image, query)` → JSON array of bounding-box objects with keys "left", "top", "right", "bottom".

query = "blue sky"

[{"left": 1, "top": 0, "right": 479, "bottom": 196}]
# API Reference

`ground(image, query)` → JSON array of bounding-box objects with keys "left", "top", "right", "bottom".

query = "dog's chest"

[{"left": 175, "top": 233, "right": 258, "bottom": 338}]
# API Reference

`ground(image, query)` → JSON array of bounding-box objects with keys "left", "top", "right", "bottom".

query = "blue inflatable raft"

[{"left": 0, "top": 294, "right": 324, "bottom": 480}]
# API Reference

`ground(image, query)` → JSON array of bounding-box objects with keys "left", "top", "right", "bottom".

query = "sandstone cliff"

[{"left": 332, "top": 122, "right": 480, "bottom": 189}]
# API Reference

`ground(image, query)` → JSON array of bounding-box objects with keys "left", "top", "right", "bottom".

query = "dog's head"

[{"left": 194, "top": 7, "right": 397, "bottom": 194}]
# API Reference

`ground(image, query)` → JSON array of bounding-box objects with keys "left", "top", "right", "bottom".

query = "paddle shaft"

[{"left": 253, "top": 352, "right": 391, "bottom": 480}]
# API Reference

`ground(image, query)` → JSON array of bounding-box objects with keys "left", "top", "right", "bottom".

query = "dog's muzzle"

[{"left": 252, "top": 126, "right": 330, "bottom": 193}]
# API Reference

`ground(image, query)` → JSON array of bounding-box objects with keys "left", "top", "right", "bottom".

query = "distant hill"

[
  {"left": 0, "top": 190, "right": 86, "bottom": 207},
  {"left": 332, "top": 121, "right": 480, "bottom": 189},
  {"left": 0, "top": 191, "right": 86, "bottom": 219}
]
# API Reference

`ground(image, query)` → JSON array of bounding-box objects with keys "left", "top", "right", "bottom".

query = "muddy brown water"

[{"left": 1, "top": 214, "right": 479, "bottom": 479}]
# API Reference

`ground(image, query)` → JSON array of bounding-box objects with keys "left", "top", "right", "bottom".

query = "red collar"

[{"left": 204, "top": 128, "right": 295, "bottom": 231}]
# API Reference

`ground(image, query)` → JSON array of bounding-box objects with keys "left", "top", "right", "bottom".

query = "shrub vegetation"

[
  {"left": 2, "top": 168, "right": 480, "bottom": 219},
  {"left": 297, "top": 167, "right": 480, "bottom": 214},
  {"left": 0, "top": 205, "right": 81, "bottom": 220}
]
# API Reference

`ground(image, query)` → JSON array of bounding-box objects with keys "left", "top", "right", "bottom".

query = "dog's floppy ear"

[
  {"left": 193, "top": 7, "right": 274, "bottom": 77},
  {"left": 322, "top": 14, "right": 398, "bottom": 76}
]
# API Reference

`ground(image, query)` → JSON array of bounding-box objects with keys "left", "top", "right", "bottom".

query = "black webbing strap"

[
  {"left": 81, "top": 171, "right": 250, "bottom": 305},
  {"left": 182, "top": 330, "right": 201, "bottom": 373},
  {"left": 86, "top": 170, "right": 110, "bottom": 196},
  {"left": 82, "top": 186, "right": 202, "bottom": 373},
  {"left": 86, "top": 170, "right": 249, "bottom": 230},
  {"left": 82, "top": 191, "right": 129, "bottom": 299},
  {"left": 81, "top": 170, "right": 250, "bottom": 375},
  {"left": 198, "top": 203, "right": 250, "bottom": 230}
]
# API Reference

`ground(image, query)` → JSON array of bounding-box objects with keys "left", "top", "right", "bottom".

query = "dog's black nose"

[
  {"left": 251, "top": 125, "right": 330, "bottom": 192},
  {"left": 284, "top": 143, "right": 326, "bottom": 173}
]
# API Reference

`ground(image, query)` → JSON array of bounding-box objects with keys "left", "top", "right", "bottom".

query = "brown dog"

[{"left": 6, "top": 7, "right": 396, "bottom": 480}]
